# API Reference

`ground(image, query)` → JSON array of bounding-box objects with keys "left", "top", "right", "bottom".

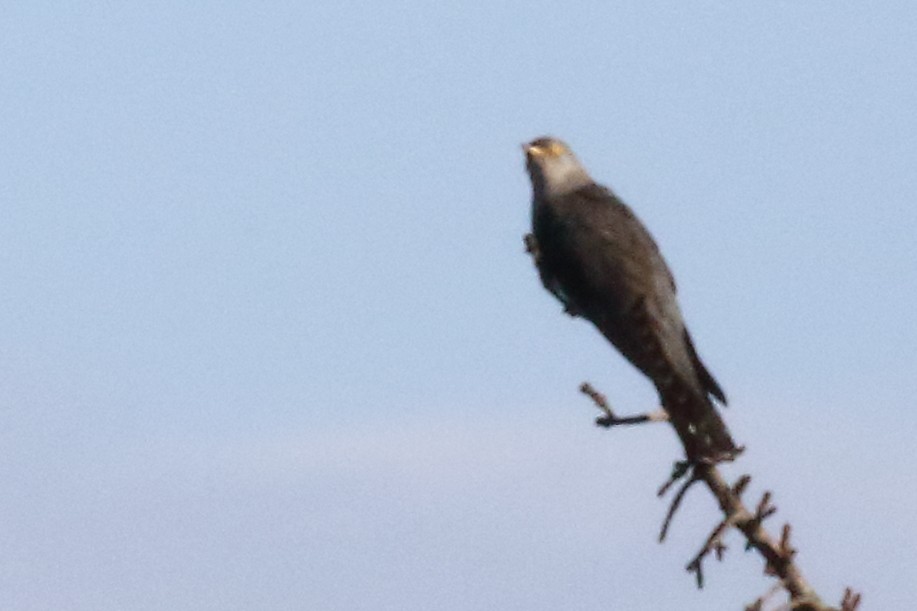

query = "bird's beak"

[{"left": 522, "top": 143, "right": 542, "bottom": 158}]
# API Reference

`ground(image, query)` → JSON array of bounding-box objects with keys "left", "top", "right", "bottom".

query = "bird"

[{"left": 523, "top": 136, "right": 740, "bottom": 462}]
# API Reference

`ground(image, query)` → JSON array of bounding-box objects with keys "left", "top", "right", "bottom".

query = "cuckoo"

[{"left": 523, "top": 137, "right": 740, "bottom": 462}]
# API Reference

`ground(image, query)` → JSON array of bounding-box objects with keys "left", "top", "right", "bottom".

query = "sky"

[{"left": 2, "top": 2, "right": 916, "bottom": 610}]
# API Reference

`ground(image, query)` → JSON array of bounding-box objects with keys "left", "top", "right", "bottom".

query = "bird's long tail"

[{"left": 660, "top": 377, "right": 741, "bottom": 463}]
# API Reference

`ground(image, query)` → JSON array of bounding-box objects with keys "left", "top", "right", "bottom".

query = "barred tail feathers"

[{"left": 660, "top": 377, "right": 740, "bottom": 462}]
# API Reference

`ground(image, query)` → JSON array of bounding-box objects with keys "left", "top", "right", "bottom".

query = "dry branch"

[
  {"left": 524, "top": 235, "right": 860, "bottom": 610},
  {"left": 578, "top": 380, "right": 861, "bottom": 611}
]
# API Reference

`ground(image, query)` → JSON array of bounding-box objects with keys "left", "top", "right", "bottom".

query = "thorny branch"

[
  {"left": 530, "top": 236, "right": 861, "bottom": 611},
  {"left": 579, "top": 380, "right": 860, "bottom": 611}
]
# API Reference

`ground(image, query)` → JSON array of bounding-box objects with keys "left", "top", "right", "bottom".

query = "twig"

[
  {"left": 685, "top": 504, "right": 736, "bottom": 588},
  {"left": 746, "top": 582, "right": 785, "bottom": 611},
  {"left": 682, "top": 474, "right": 754, "bottom": 587},
  {"left": 778, "top": 524, "right": 797, "bottom": 564},
  {"left": 579, "top": 382, "right": 667, "bottom": 427},
  {"left": 525, "top": 242, "right": 859, "bottom": 610},
  {"left": 840, "top": 588, "right": 861, "bottom": 611},
  {"left": 658, "top": 468, "right": 700, "bottom": 542},
  {"left": 579, "top": 382, "right": 856, "bottom": 611},
  {"left": 746, "top": 491, "right": 778, "bottom": 551},
  {"left": 657, "top": 460, "right": 692, "bottom": 497}
]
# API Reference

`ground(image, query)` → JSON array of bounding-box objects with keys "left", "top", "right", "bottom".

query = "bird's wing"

[
  {"left": 534, "top": 183, "right": 737, "bottom": 459},
  {"left": 559, "top": 185, "right": 679, "bottom": 318},
  {"left": 543, "top": 185, "right": 699, "bottom": 386}
]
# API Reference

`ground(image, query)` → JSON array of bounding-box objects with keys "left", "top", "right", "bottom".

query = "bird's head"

[{"left": 523, "top": 137, "right": 592, "bottom": 197}]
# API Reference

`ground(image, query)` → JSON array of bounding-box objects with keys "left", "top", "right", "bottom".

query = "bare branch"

[
  {"left": 840, "top": 588, "right": 862, "bottom": 611},
  {"left": 657, "top": 460, "right": 692, "bottom": 497},
  {"left": 746, "top": 582, "right": 785, "bottom": 611},
  {"left": 746, "top": 491, "right": 778, "bottom": 550},
  {"left": 579, "top": 382, "right": 667, "bottom": 427},
  {"left": 685, "top": 509, "right": 734, "bottom": 588},
  {"left": 525, "top": 241, "right": 857, "bottom": 609},
  {"left": 577, "top": 382, "right": 854, "bottom": 610},
  {"left": 658, "top": 467, "right": 700, "bottom": 543},
  {"left": 778, "top": 524, "right": 797, "bottom": 563}
]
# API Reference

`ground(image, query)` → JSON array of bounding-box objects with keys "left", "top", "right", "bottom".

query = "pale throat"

[{"left": 541, "top": 155, "right": 593, "bottom": 197}]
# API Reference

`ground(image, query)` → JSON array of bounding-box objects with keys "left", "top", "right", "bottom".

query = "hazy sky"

[{"left": 2, "top": 3, "right": 916, "bottom": 610}]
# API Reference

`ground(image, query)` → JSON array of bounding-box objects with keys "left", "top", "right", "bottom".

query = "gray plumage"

[{"left": 524, "top": 137, "right": 739, "bottom": 462}]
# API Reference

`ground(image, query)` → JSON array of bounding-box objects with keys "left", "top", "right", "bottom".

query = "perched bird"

[{"left": 523, "top": 137, "right": 739, "bottom": 462}]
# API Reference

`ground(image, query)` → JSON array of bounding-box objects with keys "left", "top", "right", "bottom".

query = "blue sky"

[{"left": 2, "top": 3, "right": 916, "bottom": 609}]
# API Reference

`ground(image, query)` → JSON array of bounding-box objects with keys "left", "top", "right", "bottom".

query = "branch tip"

[
  {"left": 580, "top": 382, "right": 659, "bottom": 427},
  {"left": 779, "top": 523, "right": 796, "bottom": 560},
  {"left": 732, "top": 474, "right": 752, "bottom": 496},
  {"left": 685, "top": 510, "right": 736, "bottom": 589},
  {"left": 557, "top": 377, "right": 855, "bottom": 608},
  {"left": 659, "top": 470, "right": 699, "bottom": 542},
  {"left": 657, "top": 460, "right": 692, "bottom": 497},
  {"left": 840, "top": 587, "right": 861, "bottom": 611}
]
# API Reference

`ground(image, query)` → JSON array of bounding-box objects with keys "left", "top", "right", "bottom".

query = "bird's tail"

[{"left": 660, "top": 378, "right": 741, "bottom": 463}]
